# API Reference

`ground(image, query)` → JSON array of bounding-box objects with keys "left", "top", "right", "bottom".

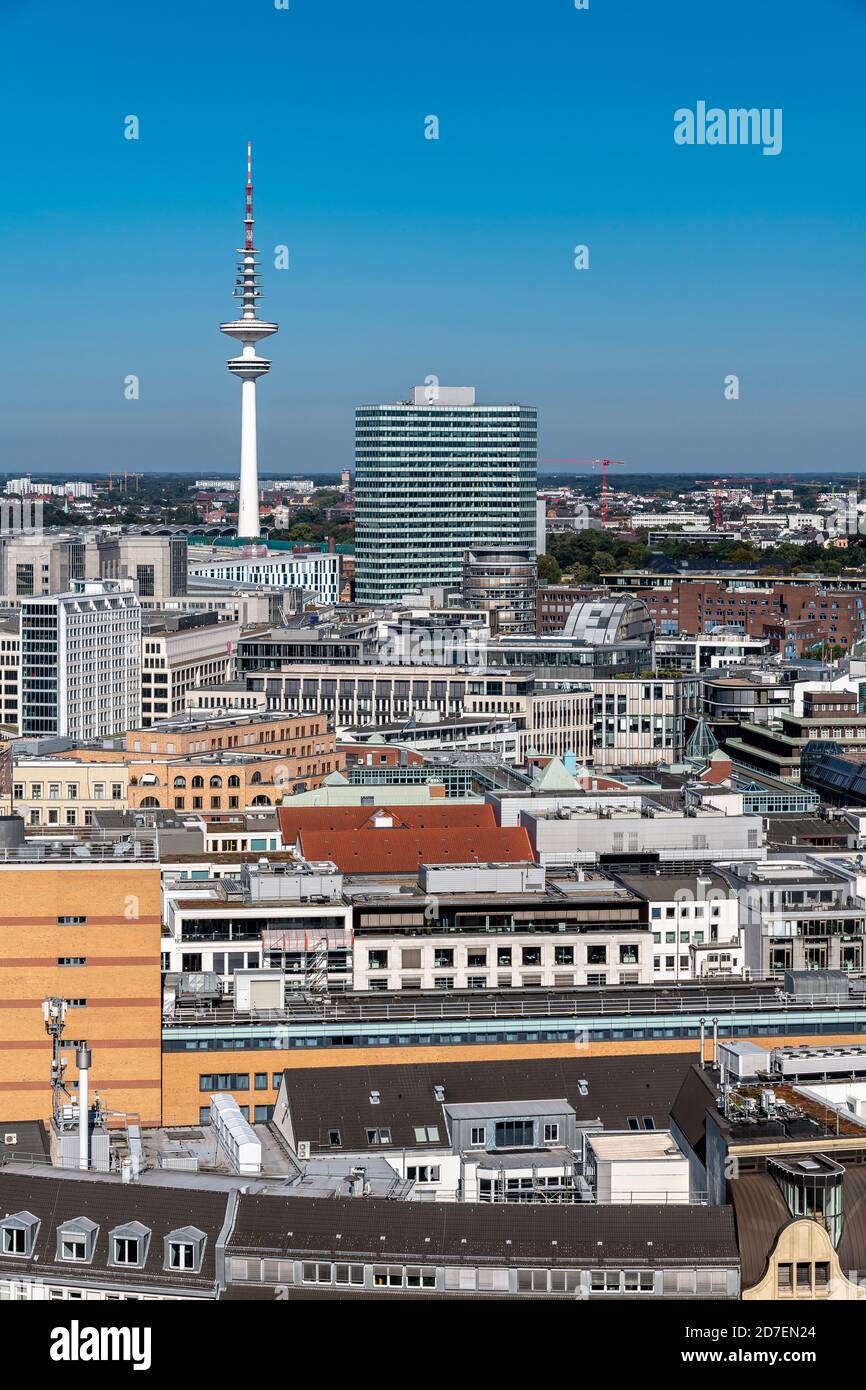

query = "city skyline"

[{"left": 2, "top": 0, "right": 864, "bottom": 476}]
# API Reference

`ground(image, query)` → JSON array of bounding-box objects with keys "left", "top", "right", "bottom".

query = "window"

[
  {"left": 165, "top": 1227, "right": 206, "bottom": 1274},
  {"left": 58, "top": 957, "right": 85, "bottom": 967},
  {"left": 796, "top": 1262, "right": 811, "bottom": 1290},
  {"left": 413, "top": 1126, "right": 440, "bottom": 1143},
  {"left": 254, "top": 1073, "right": 269, "bottom": 1091},
  {"left": 406, "top": 1267, "right": 436, "bottom": 1288},
  {"left": 550, "top": 1269, "right": 581, "bottom": 1293},
  {"left": 334, "top": 1264, "right": 364, "bottom": 1286},
  {"left": 814, "top": 1262, "right": 830, "bottom": 1289},
  {"left": 469, "top": 1125, "right": 486, "bottom": 1148},
  {"left": 1, "top": 1214, "right": 38, "bottom": 1258},
  {"left": 543, "top": 1123, "right": 560, "bottom": 1144},
  {"left": 517, "top": 1269, "right": 548, "bottom": 1292},
  {"left": 110, "top": 1223, "right": 149, "bottom": 1268},
  {"left": 587, "top": 945, "right": 607, "bottom": 965},
  {"left": 302, "top": 1262, "right": 332, "bottom": 1284},
  {"left": 199, "top": 1073, "right": 249, "bottom": 1092},
  {"left": 373, "top": 1266, "right": 404, "bottom": 1288},
  {"left": 57, "top": 1218, "right": 98, "bottom": 1263},
  {"left": 406, "top": 1165, "right": 440, "bottom": 1183},
  {"left": 624, "top": 1271, "right": 655, "bottom": 1292},
  {"left": 493, "top": 1119, "right": 534, "bottom": 1148},
  {"left": 366, "top": 1128, "right": 392, "bottom": 1145},
  {"left": 328, "top": 1129, "right": 342, "bottom": 1147}
]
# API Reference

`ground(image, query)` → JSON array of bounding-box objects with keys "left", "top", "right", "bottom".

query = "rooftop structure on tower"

[{"left": 219, "top": 144, "right": 278, "bottom": 540}]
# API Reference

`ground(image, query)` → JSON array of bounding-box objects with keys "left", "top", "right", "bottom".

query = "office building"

[
  {"left": 463, "top": 544, "right": 537, "bottom": 635},
  {"left": 355, "top": 385, "right": 537, "bottom": 602},
  {"left": 98, "top": 533, "right": 188, "bottom": 600},
  {"left": 20, "top": 580, "right": 141, "bottom": 739},
  {"left": 140, "top": 612, "right": 240, "bottom": 726}
]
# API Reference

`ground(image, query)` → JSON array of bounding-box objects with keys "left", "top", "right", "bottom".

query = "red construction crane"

[
  {"left": 540, "top": 458, "right": 625, "bottom": 529},
  {"left": 713, "top": 480, "right": 722, "bottom": 528}
]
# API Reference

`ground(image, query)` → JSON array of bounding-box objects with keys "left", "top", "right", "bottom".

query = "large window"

[{"left": 493, "top": 1119, "right": 534, "bottom": 1149}]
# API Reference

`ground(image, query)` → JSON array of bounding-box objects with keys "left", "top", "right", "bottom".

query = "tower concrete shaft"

[{"left": 219, "top": 143, "right": 278, "bottom": 540}]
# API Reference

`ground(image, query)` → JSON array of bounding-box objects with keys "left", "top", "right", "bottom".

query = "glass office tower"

[{"left": 355, "top": 385, "right": 537, "bottom": 603}]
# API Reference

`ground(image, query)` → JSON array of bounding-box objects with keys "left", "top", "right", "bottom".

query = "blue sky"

[{"left": 1, "top": 0, "right": 864, "bottom": 476}]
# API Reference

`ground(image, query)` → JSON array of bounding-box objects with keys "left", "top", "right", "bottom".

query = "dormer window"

[
  {"left": 164, "top": 1226, "right": 206, "bottom": 1274},
  {"left": 57, "top": 1217, "right": 98, "bottom": 1263},
  {"left": 109, "top": 1221, "right": 151, "bottom": 1269},
  {"left": 1, "top": 1211, "right": 39, "bottom": 1258}
]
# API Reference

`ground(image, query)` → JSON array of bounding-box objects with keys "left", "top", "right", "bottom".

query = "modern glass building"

[{"left": 355, "top": 386, "right": 537, "bottom": 603}]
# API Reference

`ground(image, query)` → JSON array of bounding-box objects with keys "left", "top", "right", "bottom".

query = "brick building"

[{"left": 598, "top": 576, "right": 866, "bottom": 654}]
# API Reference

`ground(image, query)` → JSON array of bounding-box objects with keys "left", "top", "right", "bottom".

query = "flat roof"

[{"left": 589, "top": 1132, "right": 683, "bottom": 1162}]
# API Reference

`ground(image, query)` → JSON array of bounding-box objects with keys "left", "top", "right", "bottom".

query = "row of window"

[
  {"left": 367, "top": 944, "right": 640, "bottom": 969},
  {"left": 13, "top": 783, "right": 123, "bottom": 801},
  {"left": 1, "top": 1214, "right": 205, "bottom": 1275},
  {"left": 227, "top": 1258, "right": 731, "bottom": 1296}
]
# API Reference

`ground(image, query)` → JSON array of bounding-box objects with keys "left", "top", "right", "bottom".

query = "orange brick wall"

[
  {"left": 160, "top": 1031, "right": 866, "bottom": 1127},
  {"left": 0, "top": 866, "right": 162, "bottom": 1125}
]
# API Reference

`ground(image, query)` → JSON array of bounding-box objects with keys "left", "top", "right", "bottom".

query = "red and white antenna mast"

[{"left": 244, "top": 141, "right": 255, "bottom": 251}]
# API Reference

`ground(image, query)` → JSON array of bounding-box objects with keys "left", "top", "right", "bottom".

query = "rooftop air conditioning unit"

[{"left": 297, "top": 1141, "right": 311, "bottom": 1160}]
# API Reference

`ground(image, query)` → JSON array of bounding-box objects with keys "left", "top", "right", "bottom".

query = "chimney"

[{"left": 76, "top": 1046, "right": 91, "bottom": 1171}]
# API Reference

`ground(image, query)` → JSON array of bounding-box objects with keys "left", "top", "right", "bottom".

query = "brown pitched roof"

[
  {"left": 296, "top": 825, "right": 534, "bottom": 874},
  {"left": 278, "top": 803, "right": 495, "bottom": 842},
  {"left": 0, "top": 1170, "right": 228, "bottom": 1295},
  {"left": 281, "top": 1053, "right": 698, "bottom": 1153},
  {"left": 229, "top": 1190, "right": 738, "bottom": 1265}
]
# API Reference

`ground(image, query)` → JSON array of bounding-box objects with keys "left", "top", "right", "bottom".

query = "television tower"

[{"left": 220, "top": 143, "right": 278, "bottom": 540}]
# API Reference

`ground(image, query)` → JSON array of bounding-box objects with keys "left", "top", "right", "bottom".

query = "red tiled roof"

[
  {"left": 278, "top": 803, "right": 494, "bottom": 842},
  {"left": 296, "top": 825, "right": 534, "bottom": 874}
]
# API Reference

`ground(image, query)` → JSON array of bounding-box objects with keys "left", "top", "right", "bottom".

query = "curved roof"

[
  {"left": 562, "top": 596, "right": 652, "bottom": 645},
  {"left": 837, "top": 1165, "right": 866, "bottom": 1273},
  {"left": 729, "top": 1173, "right": 792, "bottom": 1289}
]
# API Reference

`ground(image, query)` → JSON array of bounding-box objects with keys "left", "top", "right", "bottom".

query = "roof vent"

[{"left": 369, "top": 1090, "right": 380, "bottom": 1105}]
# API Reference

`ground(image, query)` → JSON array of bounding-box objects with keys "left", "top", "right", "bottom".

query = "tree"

[{"left": 537, "top": 554, "right": 561, "bottom": 584}]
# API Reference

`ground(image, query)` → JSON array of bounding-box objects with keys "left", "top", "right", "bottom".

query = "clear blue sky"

[{"left": 1, "top": 0, "right": 864, "bottom": 476}]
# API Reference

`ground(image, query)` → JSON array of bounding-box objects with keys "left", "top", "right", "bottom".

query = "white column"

[
  {"left": 238, "top": 376, "right": 260, "bottom": 539},
  {"left": 77, "top": 1046, "right": 91, "bottom": 1171}
]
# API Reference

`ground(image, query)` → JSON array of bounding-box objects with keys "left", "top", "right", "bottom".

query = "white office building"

[
  {"left": 20, "top": 579, "right": 141, "bottom": 739},
  {"left": 187, "top": 547, "right": 340, "bottom": 604}
]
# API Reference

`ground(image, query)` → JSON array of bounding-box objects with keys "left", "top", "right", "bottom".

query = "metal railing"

[{"left": 161, "top": 985, "right": 864, "bottom": 1028}]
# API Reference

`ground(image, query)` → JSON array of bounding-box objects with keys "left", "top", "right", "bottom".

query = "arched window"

[
  {"left": 140, "top": 796, "right": 160, "bottom": 809},
  {"left": 250, "top": 772, "right": 262, "bottom": 785},
  {"left": 209, "top": 775, "right": 222, "bottom": 789},
  {"left": 227, "top": 775, "right": 240, "bottom": 788},
  {"left": 191, "top": 776, "right": 204, "bottom": 789},
  {"left": 173, "top": 776, "right": 186, "bottom": 789},
  {"left": 252, "top": 794, "right": 271, "bottom": 806}
]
